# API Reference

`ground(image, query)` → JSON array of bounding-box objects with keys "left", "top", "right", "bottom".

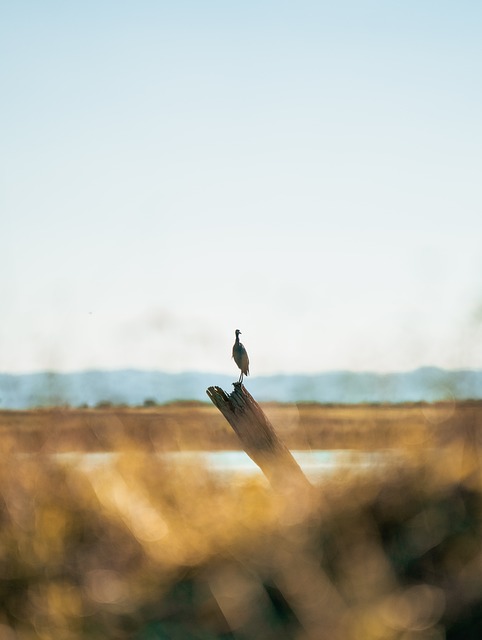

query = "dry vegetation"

[
  {"left": 0, "top": 402, "right": 482, "bottom": 639},
  {"left": 0, "top": 400, "right": 479, "bottom": 453}
]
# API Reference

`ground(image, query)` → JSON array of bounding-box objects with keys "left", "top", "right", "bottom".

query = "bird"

[{"left": 232, "top": 329, "right": 249, "bottom": 383}]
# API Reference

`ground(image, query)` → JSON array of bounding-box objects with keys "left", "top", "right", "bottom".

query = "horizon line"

[{"left": 1, "top": 365, "right": 481, "bottom": 377}]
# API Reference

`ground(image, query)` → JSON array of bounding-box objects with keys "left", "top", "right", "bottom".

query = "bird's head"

[{"left": 235, "top": 329, "right": 241, "bottom": 337}]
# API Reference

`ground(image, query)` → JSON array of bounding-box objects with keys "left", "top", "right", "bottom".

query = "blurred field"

[
  {"left": 1, "top": 402, "right": 482, "bottom": 639},
  {"left": 0, "top": 400, "right": 480, "bottom": 453}
]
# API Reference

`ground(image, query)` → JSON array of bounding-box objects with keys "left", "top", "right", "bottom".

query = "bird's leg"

[{"left": 238, "top": 371, "right": 243, "bottom": 383}]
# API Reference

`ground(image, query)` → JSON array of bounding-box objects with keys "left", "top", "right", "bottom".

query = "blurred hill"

[{"left": 0, "top": 367, "right": 481, "bottom": 408}]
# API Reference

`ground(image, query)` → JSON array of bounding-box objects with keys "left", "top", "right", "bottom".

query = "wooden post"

[{"left": 206, "top": 383, "right": 311, "bottom": 489}]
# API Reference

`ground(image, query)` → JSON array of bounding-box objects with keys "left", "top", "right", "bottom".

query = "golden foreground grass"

[{"left": 1, "top": 402, "right": 482, "bottom": 639}]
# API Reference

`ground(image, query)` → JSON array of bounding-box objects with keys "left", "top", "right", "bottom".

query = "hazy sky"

[{"left": 2, "top": 1, "right": 482, "bottom": 375}]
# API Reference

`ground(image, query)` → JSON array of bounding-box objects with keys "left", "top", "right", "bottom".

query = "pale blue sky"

[{"left": 2, "top": 1, "right": 482, "bottom": 374}]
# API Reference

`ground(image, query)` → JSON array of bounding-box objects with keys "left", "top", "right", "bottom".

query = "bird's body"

[{"left": 232, "top": 329, "right": 249, "bottom": 383}]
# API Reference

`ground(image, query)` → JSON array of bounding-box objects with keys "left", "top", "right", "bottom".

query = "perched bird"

[{"left": 232, "top": 329, "right": 249, "bottom": 383}]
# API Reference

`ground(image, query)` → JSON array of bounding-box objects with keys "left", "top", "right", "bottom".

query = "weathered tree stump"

[{"left": 206, "top": 383, "right": 311, "bottom": 489}]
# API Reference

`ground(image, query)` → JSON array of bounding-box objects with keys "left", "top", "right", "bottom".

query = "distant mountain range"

[{"left": 0, "top": 368, "right": 481, "bottom": 409}]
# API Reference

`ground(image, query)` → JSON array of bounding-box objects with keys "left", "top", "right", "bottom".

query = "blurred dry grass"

[
  {"left": 0, "top": 400, "right": 479, "bottom": 453},
  {"left": 0, "top": 402, "right": 482, "bottom": 638}
]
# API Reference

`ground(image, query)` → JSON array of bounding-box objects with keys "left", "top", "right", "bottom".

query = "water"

[{"left": 54, "top": 449, "right": 397, "bottom": 482}]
